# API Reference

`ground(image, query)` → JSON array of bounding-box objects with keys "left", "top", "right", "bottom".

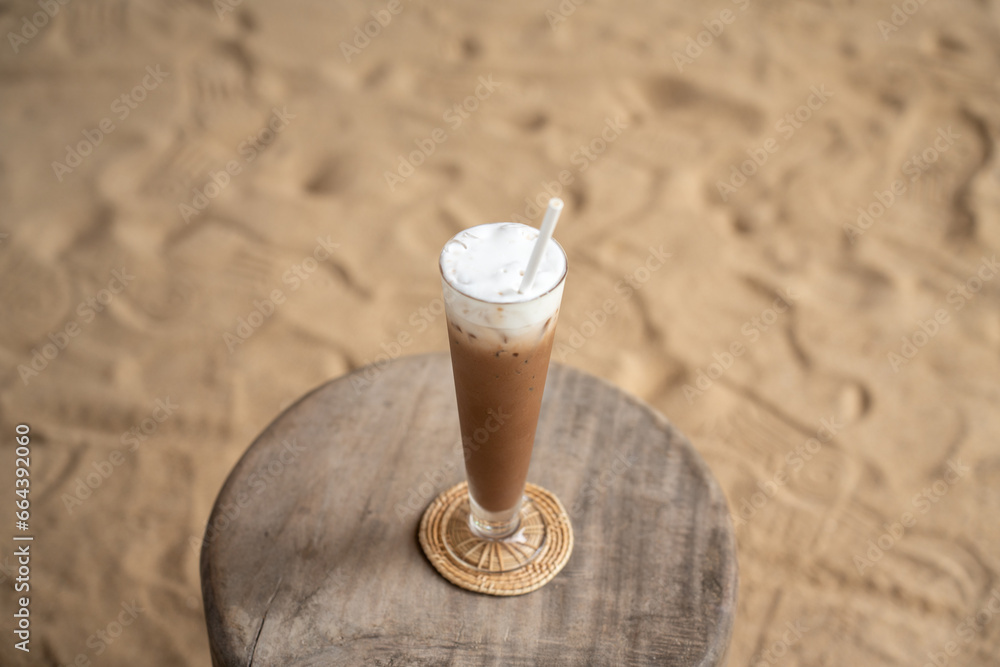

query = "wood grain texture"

[{"left": 200, "top": 353, "right": 737, "bottom": 666}]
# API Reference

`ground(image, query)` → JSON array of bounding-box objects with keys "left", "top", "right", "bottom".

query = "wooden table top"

[{"left": 200, "top": 353, "right": 737, "bottom": 666}]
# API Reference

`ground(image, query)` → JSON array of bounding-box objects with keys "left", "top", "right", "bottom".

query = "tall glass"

[{"left": 439, "top": 224, "right": 566, "bottom": 572}]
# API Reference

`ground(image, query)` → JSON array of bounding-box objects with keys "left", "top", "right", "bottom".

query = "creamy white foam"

[
  {"left": 440, "top": 223, "right": 566, "bottom": 333},
  {"left": 440, "top": 223, "right": 566, "bottom": 302}
]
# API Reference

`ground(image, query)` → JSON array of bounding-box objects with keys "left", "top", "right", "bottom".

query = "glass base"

[
  {"left": 443, "top": 494, "right": 547, "bottom": 573},
  {"left": 468, "top": 495, "right": 523, "bottom": 538}
]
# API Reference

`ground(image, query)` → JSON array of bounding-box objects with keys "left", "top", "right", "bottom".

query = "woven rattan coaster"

[{"left": 419, "top": 482, "right": 574, "bottom": 596}]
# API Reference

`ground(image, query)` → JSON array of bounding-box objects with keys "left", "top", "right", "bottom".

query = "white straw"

[{"left": 518, "top": 198, "right": 564, "bottom": 294}]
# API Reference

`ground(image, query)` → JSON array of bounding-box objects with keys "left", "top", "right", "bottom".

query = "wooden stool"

[{"left": 200, "top": 353, "right": 737, "bottom": 665}]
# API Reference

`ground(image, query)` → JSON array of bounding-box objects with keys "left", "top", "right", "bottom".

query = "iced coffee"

[{"left": 440, "top": 222, "right": 566, "bottom": 538}]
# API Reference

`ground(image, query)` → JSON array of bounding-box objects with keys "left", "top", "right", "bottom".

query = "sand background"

[{"left": 1, "top": 0, "right": 999, "bottom": 664}]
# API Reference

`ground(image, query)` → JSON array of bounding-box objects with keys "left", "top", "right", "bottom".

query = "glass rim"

[{"left": 438, "top": 226, "right": 567, "bottom": 305}]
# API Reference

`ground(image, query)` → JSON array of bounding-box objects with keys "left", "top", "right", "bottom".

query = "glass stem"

[{"left": 468, "top": 494, "right": 523, "bottom": 539}]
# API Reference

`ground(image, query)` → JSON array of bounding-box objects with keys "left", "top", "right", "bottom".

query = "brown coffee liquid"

[{"left": 447, "top": 315, "right": 558, "bottom": 513}]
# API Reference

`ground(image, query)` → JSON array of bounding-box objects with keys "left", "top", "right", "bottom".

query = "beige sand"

[{"left": 1, "top": 0, "right": 999, "bottom": 664}]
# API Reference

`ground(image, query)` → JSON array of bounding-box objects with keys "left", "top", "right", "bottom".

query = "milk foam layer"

[
  {"left": 441, "top": 223, "right": 566, "bottom": 302},
  {"left": 440, "top": 223, "right": 566, "bottom": 332}
]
